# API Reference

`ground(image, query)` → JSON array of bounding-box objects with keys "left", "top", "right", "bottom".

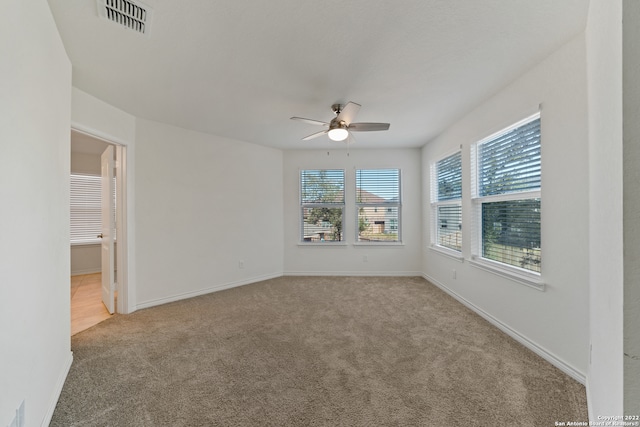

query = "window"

[
  {"left": 431, "top": 151, "right": 462, "bottom": 252},
  {"left": 471, "top": 113, "right": 541, "bottom": 274},
  {"left": 70, "top": 173, "right": 102, "bottom": 245},
  {"left": 356, "top": 169, "right": 401, "bottom": 243},
  {"left": 300, "top": 169, "right": 345, "bottom": 242},
  {"left": 70, "top": 173, "right": 116, "bottom": 245}
]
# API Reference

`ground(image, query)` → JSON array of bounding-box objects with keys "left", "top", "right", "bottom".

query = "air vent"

[{"left": 97, "top": 0, "right": 153, "bottom": 36}]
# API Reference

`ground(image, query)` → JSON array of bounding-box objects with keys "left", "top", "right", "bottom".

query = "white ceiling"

[{"left": 48, "top": 0, "right": 589, "bottom": 150}]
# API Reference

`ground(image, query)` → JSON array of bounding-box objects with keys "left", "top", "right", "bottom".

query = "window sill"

[
  {"left": 469, "top": 257, "right": 544, "bottom": 291},
  {"left": 297, "top": 242, "right": 348, "bottom": 247},
  {"left": 353, "top": 241, "right": 404, "bottom": 247},
  {"left": 429, "top": 245, "right": 464, "bottom": 262},
  {"left": 71, "top": 241, "right": 100, "bottom": 247}
]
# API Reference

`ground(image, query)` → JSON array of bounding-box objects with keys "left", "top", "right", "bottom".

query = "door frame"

[{"left": 71, "top": 125, "right": 132, "bottom": 314}]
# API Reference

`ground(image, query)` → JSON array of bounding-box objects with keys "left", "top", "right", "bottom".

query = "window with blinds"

[
  {"left": 431, "top": 151, "right": 462, "bottom": 252},
  {"left": 472, "top": 113, "right": 541, "bottom": 273},
  {"left": 70, "top": 173, "right": 116, "bottom": 245},
  {"left": 70, "top": 174, "right": 102, "bottom": 245},
  {"left": 300, "top": 169, "right": 345, "bottom": 242},
  {"left": 356, "top": 169, "right": 401, "bottom": 243}
]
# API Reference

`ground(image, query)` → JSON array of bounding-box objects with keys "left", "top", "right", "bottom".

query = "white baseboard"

[
  {"left": 41, "top": 351, "right": 73, "bottom": 427},
  {"left": 586, "top": 376, "right": 594, "bottom": 421},
  {"left": 422, "top": 273, "right": 587, "bottom": 385},
  {"left": 283, "top": 270, "right": 423, "bottom": 277},
  {"left": 136, "top": 272, "right": 283, "bottom": 310},
  {"left": 70, "top": 268, "right": 101, "bottom": 276}
]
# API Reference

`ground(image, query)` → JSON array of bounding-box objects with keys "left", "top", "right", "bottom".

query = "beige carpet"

[{"left": 51, "top": 276, "right": 587, "bottom": 426}]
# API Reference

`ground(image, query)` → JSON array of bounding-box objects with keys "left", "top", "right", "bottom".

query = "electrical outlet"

[
  {"left": 238, "top": 260, "right": 244, "bottom": 269},
  {"left": 363, "top": 255, "right": 368, "bottom": 263},
  {"left": 452, "top": 269, "right": 457, "bottom": 279}
]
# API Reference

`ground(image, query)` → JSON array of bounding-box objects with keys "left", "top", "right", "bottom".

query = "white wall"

[
  {"left": 421, "top": 34, "right": 590, "bottom": 382},
  {"left": 585, "top": 0, "right": 625, "bottom": 418},
  {"left": 283, "top": 149, "right": 422, "bottom": 275},
  {"left": 0, "top": 1, "right": 72, "bottom": 425},
  {"left": 134, "top": 119, "right": 284, "bottom": 308},
  {"left": 622, "top": 0, "right": 640, "bottom": 415},
  {"left": 70, "top": 245, "right": 101, "bottom": 275},
  {"left": 72, "top": 88, "right": 136, "bottom": 145},
  {"left": 71, "top": 151, "right": 101, "bottom": 175}
]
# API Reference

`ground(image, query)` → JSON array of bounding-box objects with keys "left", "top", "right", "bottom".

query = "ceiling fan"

[{"left": 290, "top": 102, "right": 390, "bottom": 142}]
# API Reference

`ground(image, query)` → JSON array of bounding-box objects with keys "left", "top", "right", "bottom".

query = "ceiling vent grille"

[{"left": 97, "top": 0, "right": 153, "bottom": 36}]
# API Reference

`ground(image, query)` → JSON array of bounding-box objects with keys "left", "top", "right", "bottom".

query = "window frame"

[
  {"left": 430, "top": 150, "right": 463, "bottom": 259},
  {"left": 299, "top": 169, "right": 346, "bottom": 244},
  {"left": 470, "top": 112, "right": 544, "bottom": 290},
  {"left": 354, "top": 168, "right": 402, "bottom": 245}
]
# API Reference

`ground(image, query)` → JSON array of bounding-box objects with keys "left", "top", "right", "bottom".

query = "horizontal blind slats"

[
  {"left": 300, "top": 169, "right": 345, "bottom": 204},
  {"left": 70, "top": 173, "right": 116, "bottom": 244},
  {"left": 356, "top": 169, "right": 401, "bottom": 243},
  {"left": 436, "top": 152, "right": 462, "bottom": 201},
  {"left": 355, "top": 169, "right": 400, "bottom": 203},
  {"left": 478, "top": 118, "right": 541, "bottom": 197},
  {"left": 70, "top": 174, "right": 102, "bottom": 244}
]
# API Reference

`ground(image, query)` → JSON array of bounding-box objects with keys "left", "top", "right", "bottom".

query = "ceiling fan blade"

[
  {"left": 348, "top": 122, "right": 390, "bottom": 132},
  {"left": 290, "top": 117, "right": 329, "bottom": 126},
  {"left": 336, "top": 102, "right": 361, "bottom": 125},
  {"left": 302, "top": 130, "right": 329, "bottom": 140}
]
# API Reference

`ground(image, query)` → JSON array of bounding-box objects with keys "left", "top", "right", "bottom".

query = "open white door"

[{"left": 100, "top": 145, "right": 115, "bottom": 314}]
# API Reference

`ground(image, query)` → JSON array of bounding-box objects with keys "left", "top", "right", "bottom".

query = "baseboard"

[
  {"left": 136, "top": 272, "right": 283, "bottom": 310},
  {"left": 41, "top": 351, "right": 73, "bottom": 426},
  {"left": 586, "top": 376, "right": 594, "bottom": 421},
  {"left": 422, "top": 273, "right": 587, "bottom": 385},
  {"left": 71, "top": 268, "right": 101, "bottom": 276},
  {"left": 283, "top": 270, "right": 423, "bottom": 277}
]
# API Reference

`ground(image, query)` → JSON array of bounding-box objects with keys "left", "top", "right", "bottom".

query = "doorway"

[{"left": 70, "top": 129, "right": 128, "bottom": 334}]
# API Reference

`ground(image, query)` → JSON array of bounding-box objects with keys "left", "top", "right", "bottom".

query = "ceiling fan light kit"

[
  {"left": 328, "top": 126, "right": 349, "bottom": 141},
  {"left": 291, "top": 102, "right": 390, "bottom": 143}
]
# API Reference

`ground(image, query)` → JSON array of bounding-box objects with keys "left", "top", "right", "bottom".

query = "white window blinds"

[
  {"left": 300, "top": 170, "right": 345, "bottom": 242},
  {"left": 432, "top": 151, "right": 462, "bottom": 252},
  {"left": 70, "top": 173, "right": 116, "bottom": 245},
  {"left": 436, "top": 152, "right": 462, "bottom": 201},
  {"left": 478, "top": 118, "right": 541, "bottom": 196},
  {"left": 301, "top": 169, "right": 345, "bottom": 204},
  {"left": 70, "top": 173, "right": 102, "bottom": 245},
  {"left": 356, "top": 169, "right": 401, "bottom": 242},
  {"left": 473, "top": 114, "right": 541, "bottom": 273}
]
